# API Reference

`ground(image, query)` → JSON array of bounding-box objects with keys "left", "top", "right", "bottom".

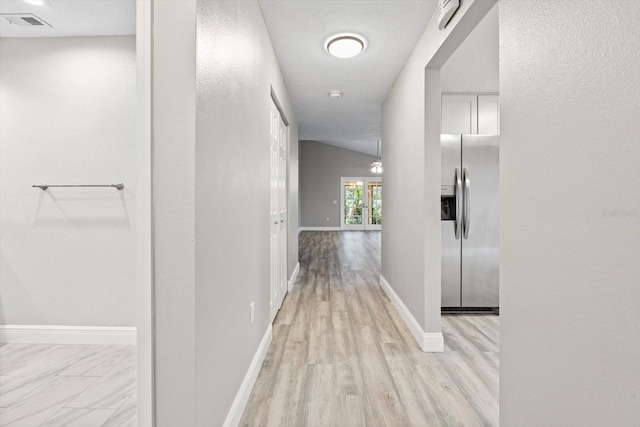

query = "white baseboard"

[
  {"left": 0, "top": 325, "right": 137, "bottom": 345},
  {"left": 223, "top": 323, "right": 273, "bottom": 427},
  {"left": 298, "top": 226, "right": 341, "bottom": 231},
  {"left": 423, "top": 332, "right": 444, "bottom": 352},
  {"left": 378, "top": 276, "right": 444, "bottom": 352},
  {"left": 288, "top": 262, "right": 300, "bottom": 292}
]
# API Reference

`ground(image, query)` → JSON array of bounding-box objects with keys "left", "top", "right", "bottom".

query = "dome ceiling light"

[{"left": 325, "top": 34, "right": 366, "bottom": 59}]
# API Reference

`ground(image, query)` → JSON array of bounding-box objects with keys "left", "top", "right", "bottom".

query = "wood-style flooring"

[
  {"left": 240, "top": 231, "right": 499, "bottom": 426},
  {"left": 0, "top": 344, "right": 136, "bottom": 426}
]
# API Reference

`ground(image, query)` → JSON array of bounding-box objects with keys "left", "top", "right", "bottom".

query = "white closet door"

[
  {"left": 277, "top": 114, "right": 287, "bottom": 310},
  {"left": 269, "top": 101, "right": 281, "bottom": 322},
  {"left": 270, "top": 99, "right": 288, "bottom": 323},
  {"left": 442, "top": 94, "right": 478, "bottom": 134}
]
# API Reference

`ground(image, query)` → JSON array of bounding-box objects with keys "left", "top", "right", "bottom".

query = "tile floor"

[{"left": 0, "top": 344, "right": 136, "bottom": 427}]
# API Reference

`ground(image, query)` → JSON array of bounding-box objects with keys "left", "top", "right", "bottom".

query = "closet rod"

[{"left": 32, "top": 183, "right": 124, "bottom": 191}]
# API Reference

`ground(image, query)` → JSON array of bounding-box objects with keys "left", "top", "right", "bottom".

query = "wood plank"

[
  {"left": 304, "top": 364, "right": 335, "bottom": 426},
  {"left": 239, "top": 231, "right": 499, "bottom": 426}
]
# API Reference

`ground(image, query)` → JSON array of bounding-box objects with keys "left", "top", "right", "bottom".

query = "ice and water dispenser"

[{"left": 441, "top": 184, "right": 456, "bottom": 221}]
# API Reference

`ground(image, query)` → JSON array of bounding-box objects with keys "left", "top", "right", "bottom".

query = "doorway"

[
  {"left": 340, "top": 177, "right": 382, "bottom": 230},
  {"left": 0, "top": 1, "right": 140, "bottom": 425}
]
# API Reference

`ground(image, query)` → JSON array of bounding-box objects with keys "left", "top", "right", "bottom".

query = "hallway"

[{"left": 241, "top": 231, "right": 499, "bottom": 426}]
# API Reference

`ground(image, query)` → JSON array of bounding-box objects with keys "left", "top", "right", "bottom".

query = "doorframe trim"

[
  {"left": 136, "top": 0, "right": 155, "bottom": 425},
  {"left": 288, "top": 262, "right": 300, "bottom": 292}
]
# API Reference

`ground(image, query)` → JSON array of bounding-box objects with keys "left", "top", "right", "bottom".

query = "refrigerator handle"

[
  {"left": 463, "top": 167, "right": 470, "bottom": 239},
  {"left": 455, "top": 167, "right": 462, "bottom": 239}
]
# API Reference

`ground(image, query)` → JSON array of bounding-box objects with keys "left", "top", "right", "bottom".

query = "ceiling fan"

[{"left": 358, "top": 140, "right": 383, "bottom": 174}]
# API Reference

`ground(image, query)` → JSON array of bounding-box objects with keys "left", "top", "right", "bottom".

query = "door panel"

[
  {"left": 270, "top": 101, "right": 288, "bottom": 321},
  {"left": 278, "top": 115, "right": 287, "bottom": 307},
  {"left": 442, "top": 221, "right": 461, "bottom": 307},
  {"left": 441, "top": 134, "right": 462, "bottom": 307},
  {"left": 365, "top": 179, "right": 382, "bottom": 230},
  {"left": 342, "top": 179, "right": 364, "bottom": 230},
  {"left": 442, "top": 94, "right": 478, "bottom": 134},
  {"left": 269, "top": 102, "right": 280, "bottom": 321},
  {"left": 461, "top": 134, "right": 499, "bottom": 307}
]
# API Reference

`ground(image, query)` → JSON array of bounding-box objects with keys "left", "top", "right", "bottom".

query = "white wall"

[
  {"left": 500, "top": 1, "right": 640, "bottom": 425},
  {"left": 288, "top": 127, "right": 299, "bottom": 277},
  {"left": 0, "top": 36, "right": 136, "bottom": 327},
  {"left": 151, "top": 0, "right": 298, "bottom": 424},
  {"left": 382, "top": 0, "right": 495, "bottom": 339},
  {"left": 152, "top": 0, "right": 197, "bottom": 424},
  {"left": 196, "top": 2, "right": 297, "bottom": 424},
  {"left": 300, "top": 140, "right": 379, "bottom": 228},
  {"left": 441, "top": 3, "right": 498, "bottom": 93}
]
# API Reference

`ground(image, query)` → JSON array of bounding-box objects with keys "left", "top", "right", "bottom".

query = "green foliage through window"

[{"left": 343, "top": 181, "right": 382, "bottom": 226}]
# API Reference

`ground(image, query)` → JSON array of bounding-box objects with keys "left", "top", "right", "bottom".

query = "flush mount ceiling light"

[
  {"left": 329, "top": 90, "right": 342, "bottom": 99},
  {"left": 325, "top": 34, "right": 366, "bottom": 59},
  {"left": 22, "top": 0, "right": 47, "bottom": 5}
]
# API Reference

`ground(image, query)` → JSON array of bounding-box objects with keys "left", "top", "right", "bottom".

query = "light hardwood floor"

[
  {"left": 240, "top": 231, "right": 499, "bottom": 426},
  {"left": 0, "top": 344, "right": 136, "bottom": 426},
  {"left": 0, "top": 231, "right": 498, "bottom": 426}
]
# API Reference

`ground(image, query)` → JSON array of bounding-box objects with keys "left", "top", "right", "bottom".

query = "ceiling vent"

[{"left": 2, "top": 14, "right": 51, "bottom": 27}]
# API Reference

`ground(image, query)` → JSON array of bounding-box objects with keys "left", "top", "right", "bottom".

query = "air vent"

[
  {"left": 2, "top": 14, "right": 51, "bottom": 27},
  {"left": 21, "top": 16, "right": 43, "bottom": 26}
]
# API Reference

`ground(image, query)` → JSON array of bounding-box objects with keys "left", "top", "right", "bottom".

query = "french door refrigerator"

[{"left": 441, "top": 134, "right": 499, "bottom": 310}]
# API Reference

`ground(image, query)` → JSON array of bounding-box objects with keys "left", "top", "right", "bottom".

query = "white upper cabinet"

[
  {"left": 442, "top": 93, "right": 499, "bottom": 134},
  {"left": 478, "top": 94, "right": 500, "bottom": 134},
  {"left": 441, "top": 94, "right": 477, "bottom": 134}
]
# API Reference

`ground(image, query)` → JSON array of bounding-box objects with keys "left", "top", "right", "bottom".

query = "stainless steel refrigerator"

[{"left": 441, "top": 134, "right": 499, "bottom": 310}]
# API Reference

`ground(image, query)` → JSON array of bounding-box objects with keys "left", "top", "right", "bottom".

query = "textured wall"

[
  {"left": 0, "top": 36, "right": 136, "bottom": 327},
  {"left": 300, "top": 141, "right": 378, "bottom": 228},
  {"left": 382, "top": 0, "right": 495, "bottom": 333},
  {"left": 500, "top": 1, "right": 640, "bottom": 425},
  {"left": 152, "top": 0, "right": 197, "bottom": 424},
  {"left": 195, "top": 0, "right": 298, "bottom": 425},
  {"left": 441, "top": 3, "right": 498, "bottom": 93},
  {"left": 288, "top": 126, "right": 300, "bottom": 276},
  {"left": 151, "top": 1, "right": 299, "bottom": 424},
  {"left": 381, "top": 51, "right": 427, "bottom": 329}
]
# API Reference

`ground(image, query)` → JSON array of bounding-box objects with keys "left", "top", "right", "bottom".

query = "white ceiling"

[
  {"left": 0, "top": 0, "right": 498, "bottom": 156},
  {"left": 259, "top": 0, "right": 438, "bottom": 156},
  {"left": 0, "top": 0, "right": 135, "bottom": 37}
]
